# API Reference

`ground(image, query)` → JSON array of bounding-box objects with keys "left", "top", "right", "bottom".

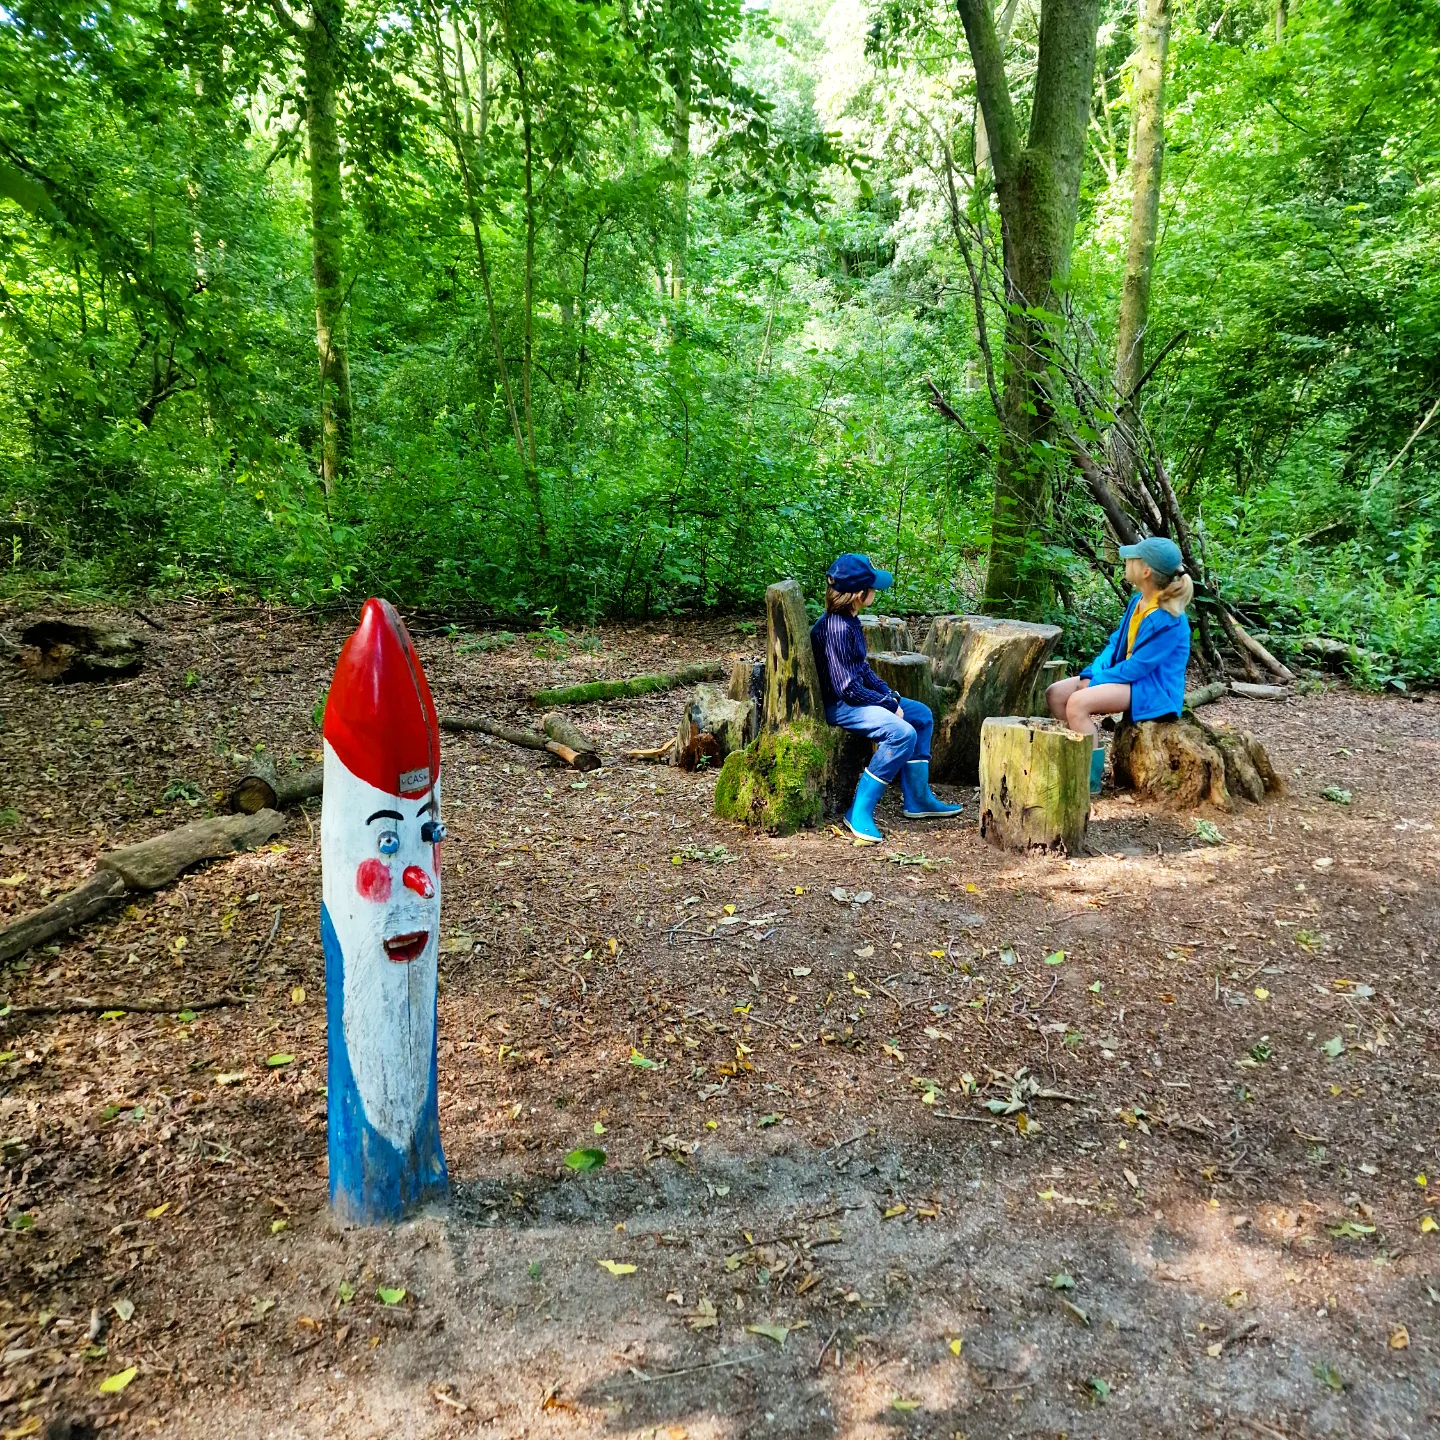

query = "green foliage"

[{"left": 0, "top": 0, "right": 1432, "bottom": 684}]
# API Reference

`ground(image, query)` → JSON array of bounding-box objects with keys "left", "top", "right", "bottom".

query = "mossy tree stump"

[
  {"left": 978, "top": 717, "right": 1090, "bottom": 854},
  {"left": 921, "top": 616, "right": 1062, "bottom": 783},
  {"left": 1113, "top": 716, "right": 1283, "bottom": 810},
  {"left": 715, "top": 579, "right": 867, "bottom": 833}
]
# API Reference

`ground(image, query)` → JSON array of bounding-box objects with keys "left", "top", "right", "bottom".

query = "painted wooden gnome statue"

[{"left": 321, "top": 598, "right": 448, "bottom": 1222}]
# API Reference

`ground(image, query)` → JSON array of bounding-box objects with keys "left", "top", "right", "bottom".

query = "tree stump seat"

[
  {"left": 715, "top": 581, "right": 1065, "bottom": 834},
  {"left": 1112, "top": 714, "right": 1282, "bottom": 810}
]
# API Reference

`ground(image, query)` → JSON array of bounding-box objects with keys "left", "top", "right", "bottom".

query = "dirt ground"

[{"left": 1, "top": 603, "right": 1437, "bottom": 1440}]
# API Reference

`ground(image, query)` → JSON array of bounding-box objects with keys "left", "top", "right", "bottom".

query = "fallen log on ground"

[
  {"left": 1113, "top": 715, "right": 1283, "bottom": 810},
  {"left": 0, "top": 810, "right": 285, "bottom": 967},
  {"left": 440, "top": 714, "right": 602, "bottom": 770},
  {"left": 531, "top": 660, "right": 724, "bottom": 707},
  {"left": 1185, "top": 680, "right": 1230, "bottom": 709},
  {"left": 2, "top": 992, "right": 248, "bottom": 1021},
  {"left": 229, "top": 757, "right": 325, "bottom": 814},
  {"left": 19, "top": 619, "right": 147, "bottom": 682}
]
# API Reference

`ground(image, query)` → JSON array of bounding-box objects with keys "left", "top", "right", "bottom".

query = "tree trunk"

[
  {"left": 762, "top": 579, "right": 825, "bottom": 729},
  {"left": 920, "top": 614, "right": 1062, "bottom": 782},
  {"left": 670, "top": 47, "right": 690, "bottom": 301},
  {"left": 1112, "top": 0, "right": 1170, "bottom": 489},
  {"left": 303, "top": 0, "right": 352, "bottom": 496},
  {"left": 978, "top": 717, "right": 1089, "bottom": 853},
  {"left": 957, "top": 0, "right": 1103, "bottom": 617}
]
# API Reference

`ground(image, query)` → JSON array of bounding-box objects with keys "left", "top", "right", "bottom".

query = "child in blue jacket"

[
  {"left": 1046, "top": 536, "right": 1194, "bottom": 792},
  {"left": 810, "top": 553, "right": 962, "bottom": 843}
]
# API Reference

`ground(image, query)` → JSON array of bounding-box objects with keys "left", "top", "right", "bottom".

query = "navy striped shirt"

[{"left": 810, "top": 611, "right": 894, "bottom": 709}]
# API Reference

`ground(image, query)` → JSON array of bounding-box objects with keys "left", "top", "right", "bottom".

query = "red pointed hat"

[{"left": 324, "top": 599, "right": 441, "bottom": 798}]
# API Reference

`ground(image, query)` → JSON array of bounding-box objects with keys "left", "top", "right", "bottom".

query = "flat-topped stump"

[{"left": 978, "top": 716, "right": 1090, "bottom": 854}]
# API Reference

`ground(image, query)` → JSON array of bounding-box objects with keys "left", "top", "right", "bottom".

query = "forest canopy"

[{"left": 0, "top": 0, "right": 1436, "bottom": 682}]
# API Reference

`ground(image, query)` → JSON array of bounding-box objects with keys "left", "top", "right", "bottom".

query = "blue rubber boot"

[
  {"left": 844, "top": 768, "right": 888, "bottom": 844},
  {"left": 900, "top": 759, "right": 963, "bottom": 819},
  {"left": 1089, "top": 744, "right": 1105, "bottom": 795}
]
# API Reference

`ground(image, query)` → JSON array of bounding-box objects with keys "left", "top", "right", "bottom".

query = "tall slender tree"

[
  {"left": 269, "top": 0, "right": 353, "bottom": 497},
  {"left": 955, "top": 0, "right": 1102, "bottom": 616},
  {"left": 1112, "top": 0, "right": 1170, "bottom": 489}
]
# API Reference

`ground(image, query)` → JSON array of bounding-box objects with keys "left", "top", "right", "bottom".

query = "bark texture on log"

[
  {"left": 441, "top": 714, "right": 601, "bottom": 770},
  {"left": 920, "top": 615, "right": 1062, "bottom": 782},
  {"left": 20, "top": 620, "right": 146, "bottom": 682},
  {"left": 229, "top": 761, "right": 324, "bottom": 814},
  {"left": 859, "top": 614, "right": 913, "bottom": 654},
  {"left": 763, "top": 579, "right": 825, "bottom": 729},
  {"left": 728, "top": 658, "right": 765, "bottom": 713},
  {"left": 0, "top": 809, "right": 284, "bottom": 966},
  {"left": 1032, "top": 659, "right": 1067, "bottom": 716},
  {"left": 676, "top": 683, "right": 755, "bottom": 772},
  {"left": 542, "top": 712, "right": 599, "bottom": 758},
  {"left": 1112, "top": 715, "right": 1282, "bottom": 810},
  {"left": 978, "top": 717, "right": 1090, "bottom": 854},
  {"left": 98, "top": 810, "right": 286, "bottom": 891},
  {"left": 530, "top": 661, "right": 723, "bottom": 707},
  {"left": 0, "top": 871, "right": 126, "bottom": 967},
  {"left": 867, "top": 651, "right": 949, "bottom": 718}
]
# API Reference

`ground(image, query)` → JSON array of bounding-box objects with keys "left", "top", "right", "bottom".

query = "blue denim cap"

[
  {"left": 1118, "top": 536, "right": 1183, "bottom": 579},
  {"left": 826, "top": 553, "right": 893, "bottom": 592}
]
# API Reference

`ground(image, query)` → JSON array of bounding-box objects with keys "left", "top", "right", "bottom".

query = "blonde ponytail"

[{"left": 1156, "top": 570, "right": 1194, "bottom": 616}]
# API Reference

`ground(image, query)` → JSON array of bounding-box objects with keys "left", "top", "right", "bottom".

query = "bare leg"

[
  {"left": 1063, "top": 682, "right": 1132, "bottom": 738},
  {"left": 1046, "top": 675, "right": 1089, "bottom": 723}
]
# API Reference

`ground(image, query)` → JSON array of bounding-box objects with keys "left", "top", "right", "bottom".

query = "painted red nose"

[{"left": 402, "top": 865, "right": 435, "bottom": 899}]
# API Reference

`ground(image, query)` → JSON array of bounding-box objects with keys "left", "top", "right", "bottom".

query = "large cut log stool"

[
  {"left": 978, "top": 716, "right": 1090, "bottom": 854},
  {"left": 921, "top": 616, "right": 1062, "bottom": 783},
  {"left": 860, "top": 613, "right": 913, "bottom": 654}
]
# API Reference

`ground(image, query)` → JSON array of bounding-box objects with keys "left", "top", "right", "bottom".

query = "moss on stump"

[{"left": 713, "top": 722, "right": 846, "bottom": 834}]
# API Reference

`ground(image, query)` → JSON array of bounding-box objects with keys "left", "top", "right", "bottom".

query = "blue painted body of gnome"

[
  {"left": 321, "top": 598, "right": 448, "bottom": 1223},
  {"left": 321, "top": 906, "right": 446, "bottom": 1220}
]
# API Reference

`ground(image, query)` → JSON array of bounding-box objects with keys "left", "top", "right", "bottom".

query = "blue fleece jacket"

[
  {"left": 1081, "top": 593, "right": 1192, "bottom": 720},
  {"left": 810, "top": 611, "right": 897, "bottom": 710}
]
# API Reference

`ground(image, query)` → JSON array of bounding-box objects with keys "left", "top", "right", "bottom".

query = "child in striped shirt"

[{"left": 809, "top": 553, "right": 961, "bottom": 843}]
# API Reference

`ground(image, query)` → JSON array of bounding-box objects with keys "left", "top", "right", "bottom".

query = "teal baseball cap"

[{"left": 1118, "top": 536, "right": 1183, "bottom": 578}]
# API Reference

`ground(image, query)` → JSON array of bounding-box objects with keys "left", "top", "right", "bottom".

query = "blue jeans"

[{"left": 826, "top": 697, "right": 934, "bottom": 784}]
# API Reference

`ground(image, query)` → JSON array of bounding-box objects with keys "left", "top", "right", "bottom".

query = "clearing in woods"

[{"left": 0, "top": 606, "right": 1437, "bottom": 1440}]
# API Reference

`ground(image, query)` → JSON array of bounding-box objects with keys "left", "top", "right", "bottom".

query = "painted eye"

[{"left": 377, "top": 830, "right": 400, "bottom": 856}]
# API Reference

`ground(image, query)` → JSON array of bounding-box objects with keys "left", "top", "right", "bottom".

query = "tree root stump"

[
  {"left": 1113, "top": 715, "right": 1284, "bottom": 810},
  {"left": 20, "top": 619, "right": 146, "bottom": 682},
  {"left": 676, "top": 683, "right": 756, "bottom": 772}
]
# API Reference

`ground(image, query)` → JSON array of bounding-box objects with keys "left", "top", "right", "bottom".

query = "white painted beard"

[{"left": 321, "top": 742, "right": 440, "bottom": 1152}]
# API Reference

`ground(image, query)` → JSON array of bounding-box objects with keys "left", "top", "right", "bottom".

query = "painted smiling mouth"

[{"left": 382, "top": 931, "right": 429, "bottom": 963}]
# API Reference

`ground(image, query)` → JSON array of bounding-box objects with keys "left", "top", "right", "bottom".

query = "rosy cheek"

[{"left": 355, "top": 858, "right": 392, "bottom": 903}]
